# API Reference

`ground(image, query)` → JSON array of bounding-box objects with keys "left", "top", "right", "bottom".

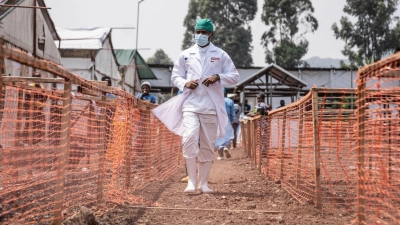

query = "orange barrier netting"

[
  {"left": 355, "top": 52, "right": 400, "bottom": 224},
  {"left": 241, "top": 88, "right": 358, "bottom": 219},
  {"left": 0, "top": 46, "right": 183, "bottom": 224}
]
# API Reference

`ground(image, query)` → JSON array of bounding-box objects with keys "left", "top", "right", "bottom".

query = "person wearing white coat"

[{"left": 152, "top": 19, "right": 239, "bottom": 194}]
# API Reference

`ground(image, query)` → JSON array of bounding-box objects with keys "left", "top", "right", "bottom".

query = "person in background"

[
  {"left": 215, "top": 89, "right": 234, "bottom": 160},
  {"left": 137, "top": 81, "right": 156, "bottom": 104},
  {"left": 244, "top": 99, "right": 251, "bottom": 112},
  {"left": 277, "top": 99, "right": 285, "bottom": 109},
  {"left": 232, "top": 99, "right": 241, "bottom": 148},
  {"left": 254, "top": 92, "right": 268, "bottom": 116}
]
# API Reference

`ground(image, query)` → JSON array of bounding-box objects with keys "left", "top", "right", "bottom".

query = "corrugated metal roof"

[
  {"left": 235, "top": 63, "right": 307, "bottom": 90},
  {"left": 114, "top": 49, "right": 157, "bottom": 79},
  {"left": 0, "top": 0, "right": 24, "bottom": 20},
  {"left": 56, "top": 27, "right": 111, "bottom": 49},
  {"left": 0, "top": 0, "right": 60, "bottom": 41}
]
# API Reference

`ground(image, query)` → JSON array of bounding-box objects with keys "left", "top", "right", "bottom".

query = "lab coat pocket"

[{"left": 208, "top": 58, "right": 222, "bottom": 74}]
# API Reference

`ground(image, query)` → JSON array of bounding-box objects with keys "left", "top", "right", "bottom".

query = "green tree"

[
  {"left": 332, "top": 0, "right": 400, "bottom": 67},
  {"left": 182, "top": 0, "right": 257, "bottom": 67},
  {"left": 261, "top": 0, "right": 318, "bottom": 68},
  {"left": 147, "top": 49, "right": 173, "bottom": 65}
]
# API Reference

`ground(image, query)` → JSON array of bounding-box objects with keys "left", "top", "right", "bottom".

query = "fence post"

[
  {"left": 356, "top": 82, "right": 366, "bottom": 223},
  {"left": 96, "top": 92, "right": 107, "bottom": 201},
  {"left": 258, "top": 117, "right": 263, "bottom": 173},
  {"left": 280, "top": 110, "right": 287, "bottom": 181},
  {"left": 246, "top": 120, "right": 251, "bottom": 157},
  {"left": 296, "top": 106, "right": 304, "bottom": 188},
  {"left": 13, "top": 88, "right": 24, "bottom": 180},
  {"left": 312, "top": 89, "right": 322, "bottom": 209},
  {"left": 53, "top": 78, "right": 72, "bottom": 225},
  {"left": 252, "top": 119, "right": 256, "bottom": 163},
  {"left": 145, "top": 107, "right": 151, "bottom": 180},
  {"left": 27, "top": 92, "right": 34, "bottom": 178},
  {"left": 87, "top": 102, "right": 93, "bottom": 166},
  {"left": 156, "top": 119, "right": 162, "bottom": 172},
  {"left": 125, "top": 101, "right": 133, "bottom": 188},
  {"left": 266, "top": 116, "right": 271, "bottom": 177},
  {"left": 241, "top": 121, "right": 246, "bottom": 153}
]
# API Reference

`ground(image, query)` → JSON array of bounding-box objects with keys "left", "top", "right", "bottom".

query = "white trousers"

[{"left": 182, "top": 111, "right": 218, "bottom": 162}]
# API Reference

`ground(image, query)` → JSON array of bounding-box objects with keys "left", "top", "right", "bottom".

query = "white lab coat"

[{"left": 152, "top": 43, "right": 239, "bottom": 138}]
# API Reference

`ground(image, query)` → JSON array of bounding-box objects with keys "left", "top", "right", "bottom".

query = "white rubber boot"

[
  {"left": 198, "top": 161, "right": 213, "bottom": 193},
  {"left": 184, "top": 158, "right": 197, "bottom": 193}
]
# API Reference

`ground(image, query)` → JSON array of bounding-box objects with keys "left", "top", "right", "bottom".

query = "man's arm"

[
  {"left": 171, "top": 55, "right": 188, "bottom": 91},
  {"left": 219, "top": 52, "right": 239, "bottom": 86}
]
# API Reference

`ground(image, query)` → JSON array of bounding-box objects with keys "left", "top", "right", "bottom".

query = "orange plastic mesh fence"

[
  {"left": 242, "top": 88, "right": 358, "bottom": 213},
  {"left": 355, "top": 52, "right": 400, "bottom": 224},
  {"left": 0, "top": 46, "right": 183, "bottom": 224}
]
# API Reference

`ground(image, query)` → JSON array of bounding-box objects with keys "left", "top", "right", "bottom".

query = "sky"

[{"left": 45, "top": 0, "right": 400, "bottom": 67}]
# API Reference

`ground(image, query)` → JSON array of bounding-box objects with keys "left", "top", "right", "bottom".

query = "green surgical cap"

[{"left": 195, "top": 19, "right": 214, "bottom": 32}]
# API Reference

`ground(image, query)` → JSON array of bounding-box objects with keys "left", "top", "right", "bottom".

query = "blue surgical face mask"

[{"left": 195, "top": 34, "right": 210, "bottom": 46}]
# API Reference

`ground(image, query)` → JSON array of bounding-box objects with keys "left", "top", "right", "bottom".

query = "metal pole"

[
  {"left": 33, "top": 0, "right": 37, "bottom": 59},
  {"left": 135, "top": 0, "right": 144, "bottom": 84}
]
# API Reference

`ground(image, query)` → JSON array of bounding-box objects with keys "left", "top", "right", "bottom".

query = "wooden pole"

[
  {"left": 252, "top": 119, "right": 256, "bottom": 163},
  {"left": 312, "top": 89, "right": 322, "bottom": 209},
  {"left": 87, "top": 101, "right": 94, "bottom": 166},
  {"left": 387, "top": 108, "right": 392, "bottom": 185},
  {"left": 258, "top": 117, "right": 263, "bottom": 173},
  {"left": 145, "top": 107, "right": 151, "bottom": 180},
  {"left": 280, "top": 111, "right": 287, "bottom": 181},
  {"left": 296, "top": 106, "right": 304, "bottom": 188},
  {"left": 96, "top": 92, "right": 107, "bottom": 200},
  {"left": 27, "top": 93, "right": 34, "bottom": 177},
  {"left": 1, "top": 77, "right": 64, "bottom": 83},
  {"left": 53, "top": 79, "right": 72, "bottom": 225},
  {"left": 125, "top": 103, "right": 133, "bottom": 188},
  {"left": 13, "top": 87, "right": 24, "bottom": 180},
  {"left": 241, "top": 121, "right": 246, "bottom": 153},
  {"left": 157, "top": 119, "right": 162, "bottom": 171},
  {"left": 357, "top": 82, "right": 366, "bottom": 223},
  {"left": 250, "top": 120, "right": 254, "bottom": 158},
  {"left": 246, "top": 121, "right": 251, "bottom": 158},
  {"left": 266, "top": 116, "right": 272, "bottom": 177}
]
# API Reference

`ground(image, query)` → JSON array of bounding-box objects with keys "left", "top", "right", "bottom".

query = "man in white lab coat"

[{"left": 152, "top": 19, "right": 239, "bottom": 193}]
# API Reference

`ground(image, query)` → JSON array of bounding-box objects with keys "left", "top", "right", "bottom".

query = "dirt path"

[{"left": 94, "top": 148, "right": 354, "bottom": 224}]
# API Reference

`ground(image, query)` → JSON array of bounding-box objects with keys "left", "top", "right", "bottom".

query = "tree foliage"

[
  {"left": 332, "top": 0, "right": 400, "bottom": 67},
  {"left": 182, "top": 0, "right": 257, "bottom": 67},
  {"left": 147, "top": 49, "right": 173, "bottom": 65},
  {"left": 261, "top": 0, "right": 318, "bottom": 68}
]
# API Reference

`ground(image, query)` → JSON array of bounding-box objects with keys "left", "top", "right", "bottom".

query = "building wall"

[
  {"left": 94, "top": 38, "right": 120, "bottom": 86},
  {"left": 148, "top": 65, "right": 358, "bottom": 107},
  {"left": 121, "top": 62, "right": 141, "bottom": 96},
  {"left": 0, "top": 0, "right": 61, "bottom": 64}
]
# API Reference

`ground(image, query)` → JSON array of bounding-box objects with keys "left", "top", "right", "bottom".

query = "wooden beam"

[
  {"left": 53, "top": 79, "right": 72, "bottom": 225},
  {"left": 1, "top": 76, "right": 64, "bottom": 83},
  {"left": 145, "top": 107, "right": 151, "bottom": 180},
  {"left": 312, "top": 88, "right": 322, "bottom": 209},
  {"left": 280, "top": 111, "right": 287, "bottom": 181},
  {"left": 96, "top": 92, "right": 107, "bottom": 201},
  {"left": 356, "top": 82, "right": 366, "bottom": 223},
  {"left": 0, "top": 46, "right": 128, "bottom": 99},
  {"left": 296, "top": 105, "right": 304, "bottom": 188}
]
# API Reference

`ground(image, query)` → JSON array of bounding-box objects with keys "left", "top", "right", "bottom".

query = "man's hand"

[
  {"left": 202, "top": 74, "right": 220, "bottom": 87},
  {"left": 185, "top": 79, "right": 199, "bottom": 90},
  {"left": 140, "top": 91, "right": 149, "bottom": 99}
]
